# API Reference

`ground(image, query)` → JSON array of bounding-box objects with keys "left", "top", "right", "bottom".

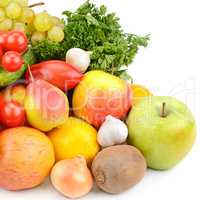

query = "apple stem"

[
  {"left": 161, "top": 102, "right": 167, "bottom": 118},
  {"left": 29, "top": 2, "right": 45, "bottom": 8}
]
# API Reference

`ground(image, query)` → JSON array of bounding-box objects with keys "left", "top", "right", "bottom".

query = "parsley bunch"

[{"left": 31, "top": 1, "right": 149, "bottom": 80}]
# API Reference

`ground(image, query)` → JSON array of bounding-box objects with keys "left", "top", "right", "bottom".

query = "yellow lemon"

[
  {"left": 131, "top": 84, "right": 152, "bottom": 106},
  {"left": 48, "top": 117, "right": 100, "bottom": 165}
]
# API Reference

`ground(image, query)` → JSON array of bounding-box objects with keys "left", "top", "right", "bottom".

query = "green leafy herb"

[
  {"left": 31, "top": 40, "right": 66, "bottom": 61},
  {"left": 31, "top": 1, "right": 150, "bottom": 80}
]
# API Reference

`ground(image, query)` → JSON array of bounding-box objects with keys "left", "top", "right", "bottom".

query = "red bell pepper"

[{"left": 26, "top": 60, "right": 83, "bottom": 92}]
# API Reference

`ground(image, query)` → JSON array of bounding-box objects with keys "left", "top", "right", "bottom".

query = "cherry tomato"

[
  {"left": 0, "top": 32, "right": 7, "bottom": 49},
  {"left": 0, "top": 101, "right": 25, "bottom": 128},
  {"left": 2, "top": 51, "right": 24, "bottom": 72},
  {"left": 0, "top": 45, "right": 3, "bottom": 58},
  {"left": 5, "top": 31, "right": 28, "bottom": 53},
  {"left": 0, "top": 92, "right": 5, "bottom": 109}
]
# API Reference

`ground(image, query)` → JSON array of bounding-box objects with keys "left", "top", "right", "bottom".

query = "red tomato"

[
  {"left": 5, "top": 31, "right": 28, "bottom": 53},
  {"left": 2, "top": 51, "right": 24, "bottom": 72},
  {"left": 0, "top": 92, "right": 5, "bottom": 109},
  {"left": 0, "top": 101, "right": 26, "bottom": 128},
  {"left": 0, "top": 32, "right": 7, "bottom": 49},
  {"left": 0, "top": 45, "right": 3, "bottom": 58}
]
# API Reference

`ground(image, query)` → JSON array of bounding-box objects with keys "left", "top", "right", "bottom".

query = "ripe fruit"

[
  {"left": 127, "top": 96, "right": 196, "bottom": 170},
  {"left": 6, "top": 2, "right": 22, "bottom": 19},
  {"left": 48, "top": 117, "right": 100, "bottom": 165},
  {"left": 51, "top": 16, "right": 64, "bottom": 28},
  {"left": 26, "top": 60, "right": 83, "bottom": 92},
  {"left": 73, "top": 70, "right": 132, "bottom": 128},
  {"left": 92, "top": 145, "right": 146, "bottom": 194},
  {"left": 2, "top": 51, "right": 24, "bottom": 72},
  {"left": 20, "top": 7, "right": 35, "bottom": 24},
  {"left": 34, "top": 12, "right": 52, "bottom": 32},
  {"left": 0, "top": 49, "right": 35, "bottom": 88},
  {"left": 0, "top": 31, "right": 7, "bottom": 47},
  {"left": 0, "top": 45, "right": 3, "bottom": 57},
  {"left": 31, "top": 31, "right": 46, "bottom": 43},
  {"left": 0, "top": 127, "right": 55, "bottom": 191},
  {"left": 3, "top": 84, "right": 26, "bottom": 105},
  {"left": 0, "top": 8, "right": 5, "bottom": 22},
  {"left": 0, "top": 0, "right": 10, "bottom": 8},
  {"left": 13, "top": 22, "right": 27, "bottom": 33},
  {"left": 0, "top": 101, "right": 25, "bottom": 128},
  {"left": 131, "top": 84, "right": 152, "bottom": 105},
  {"left": 51, "top": 157, "right": 93, "bottom": 199},
  {"left": 5, "top": 31, "right": 28, "bottom": 53},
  {"left": 48, "top": 26, "right": 64, "bottom": 42},
  {"left": 0, "top": 6, "right": 63, "bottom": 42},
  {"left": 24, "top": 79, "right": 69, "bottom": 132},
  {"left": 0, "top": 2, "right": 63, "bottom": 43},
  {"left": 0, "top": 18, "right": 13, "bottom": 31},
  {"left": 14, "top": 0, "right": 28, "bottom": 7},
  {"left": 0, "top": 91, "right": 5, "bottom": 109}
]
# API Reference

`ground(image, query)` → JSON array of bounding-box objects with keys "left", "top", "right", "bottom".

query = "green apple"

[{"left": 126, "top": 96, "right": 196, "bottom": 170}]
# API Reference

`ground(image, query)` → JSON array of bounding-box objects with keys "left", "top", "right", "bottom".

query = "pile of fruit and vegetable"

[{"left": 0, "top": 0, "right": 196, "bottom": 198}]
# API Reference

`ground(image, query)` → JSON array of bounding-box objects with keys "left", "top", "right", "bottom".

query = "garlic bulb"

[
  {"left": 97, "top": 115, "right": 128, "bottom": 148},
  {"left": 66, "top": 48, "right": 91, "bottom": 73}
]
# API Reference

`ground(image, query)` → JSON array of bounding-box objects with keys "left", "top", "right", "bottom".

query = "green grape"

[
  {"left": 34, "top": 12, "right": 52, "bottom": 32},
  {"left": 57, "top": 22, "right": 64, "bottom": 29},
  {"left": 0, "top": 8, "right": 6, "bottom": 22},
  {"left": 13, "top": 22, "right": 27, "bottom": 33},
  {"left": 0, "top": 18, "right": 13, "bottom": 31},
  {"left": 13, "top": 0, "right": 28, "bottom": 7},
  {"left": 6, "top": 2, "right": 22, "bottom": 19},
  {"left": 51, "top": 16, "right": 60, "bottom": 25},
  {"left": 20, "top": 7, "right": 35, "bottom": 23},
  {"left": 31, "top": 31, "right": 46, "bottom": 43},
  {"left": 51, "top": 16, "right": 64, "bottom": 29},
  {"left": 48, "top": 26, "right": 64, "bottom": 42},
  {"left": 0, "top": 0, "right": 10, "bottom": 8}
]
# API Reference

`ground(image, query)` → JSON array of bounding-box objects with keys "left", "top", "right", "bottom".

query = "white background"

[{"left": 1, "top": 0, "right": 200, "bottom": 199}]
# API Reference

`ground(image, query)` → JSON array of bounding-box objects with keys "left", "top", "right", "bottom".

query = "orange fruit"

[
  {"left": 48, "top": 117, "right": 100, "bottom": 165},
  {"left": 131, "top": 84, "right": 152, "bottom": 106}
]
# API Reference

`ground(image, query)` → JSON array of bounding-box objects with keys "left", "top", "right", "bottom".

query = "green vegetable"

[
  {"left": 0, "top": 49, "right": 36, "bottom": 87},
  {"left": 31, "top": 1, "right": 149, "bottom": 80},
  {"left": 31, "top": 40, "right": 66, "bottom": 61}
]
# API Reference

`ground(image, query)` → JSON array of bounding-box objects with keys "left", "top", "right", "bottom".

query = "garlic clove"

[
  {"left": 66, "top": 48, "right": 91, "bottom": 73},
  {"left": 97, "top": 115, "right": 128, "bottom": 148}
]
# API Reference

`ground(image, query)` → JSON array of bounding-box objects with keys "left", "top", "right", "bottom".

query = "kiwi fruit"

[{"left": 91, "top": 145, "right": 146, "bottom": 194}]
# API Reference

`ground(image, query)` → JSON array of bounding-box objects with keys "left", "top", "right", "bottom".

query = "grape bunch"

[{"left": 0, "top": 0, "right": 65, "bottom": 43}]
